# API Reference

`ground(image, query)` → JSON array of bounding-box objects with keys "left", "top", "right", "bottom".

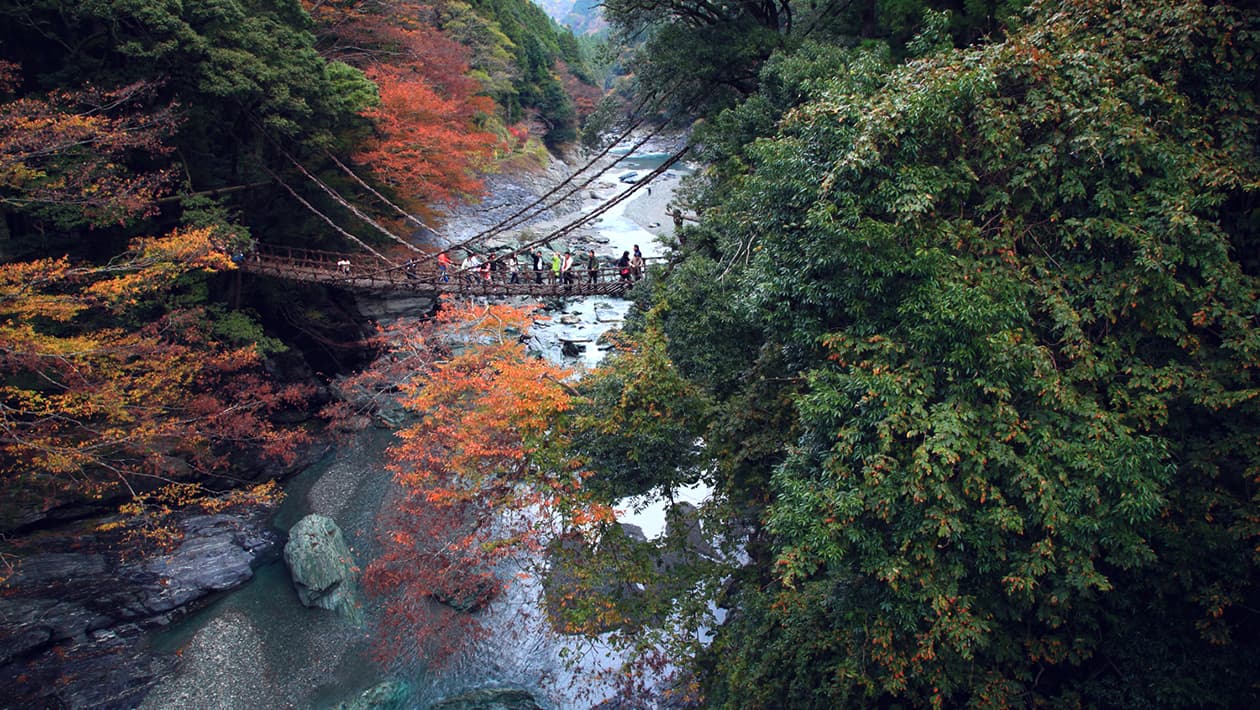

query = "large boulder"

[
  {"left": 429, "top": 687, "right": 542, "bottom": 710},
  {"left": 283, "top": 514, "right": 362, "bottom": 624},
  {"left": 333, "top": 680, "right": 411, "bottom": 710}
]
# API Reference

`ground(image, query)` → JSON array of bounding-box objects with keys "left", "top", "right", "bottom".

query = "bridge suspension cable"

[
  {"left": 261, "top": 82, "right": 687, "bottom": 270},
  {"left": 492, "top": 146, "right": 691, "bottom": 264},
  {"left": 323, "top": 150, "right": 442, "bottom": 241},
  {"left": 428, "top": 83, "right": 686, "bottom": 261},
  {"left": 262, "top": 165, "right": 397, "bottom": 266},
  {"left": 279, "top": 146, "right": 422, "bottom": 258}
]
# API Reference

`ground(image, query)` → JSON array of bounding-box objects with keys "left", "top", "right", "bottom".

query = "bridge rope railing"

[
  {"left": 258, "top": 84, "right": 689, "bottom": 275},
  {"left": 487, "top": 147, "right": 691, "bottom": 267},
  {"left": 240, "top": 244, "right": 664, "bottom": 297},
  {"left": 449, "top": 124, "right": 670, "bottom": 252},
  {"left": 312, "top": 145, "right": 692, "bottom": 288}
]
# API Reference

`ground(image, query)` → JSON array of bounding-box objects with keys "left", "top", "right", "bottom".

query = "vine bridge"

[
  {"left": 239, "top": 245, "right": 657, "bottom": 297},
  {"left": 248, "top": 111, "right": 690, "bottom": 301}
]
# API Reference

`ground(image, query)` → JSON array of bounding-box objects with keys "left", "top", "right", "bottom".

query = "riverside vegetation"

[{"left": 2, "top": 0, "right": 1259, "bottom": 707}]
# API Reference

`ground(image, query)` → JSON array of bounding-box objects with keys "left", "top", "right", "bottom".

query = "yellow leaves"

[
  {"left": 99, "top": 480, "right": 283, "bottom": 553},
  {"left": 0, "top": 230, "right": 305, "bottom": 507},
  {"left": 0, "top": 227, "right": 226, "bottom": 318},
  {"left": 85, "top": 227, "right": 229, "bottom": 306}
]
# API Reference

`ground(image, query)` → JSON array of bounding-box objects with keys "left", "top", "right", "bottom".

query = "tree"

[
  {"left": 0, "top": 227, "right": 310, "bottom": 532},
  {"left": 0, "top": 0, "right": 376, "bottom": 248},
  {"left": 567, "top": 316, "right": 711, "bottom": 499},
  {"left": 0, "top": 73, "right": 177, "bottom": 230},
  {"left": 301, "top": 0, "right": 504, "bottom": 205},
  {"left": 603, "top": 0, "right": 1029, "bottom": 118},
  {"left": 355, "top": 66, "right": 500, "bottom": 204},
  {"left": 328, "top": 303, "right": 614, "bottom": 664},
  {"left": 638, "top": 0, "right": 1260, "bottom": 705}
]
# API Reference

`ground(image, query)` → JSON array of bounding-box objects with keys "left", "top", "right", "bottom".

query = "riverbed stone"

[
  {"left": 283, "top": 513, "right": 362, "bottom": 623},
  {"left": 429, "top": 687, "right": 543, "bottom": 710},
  {"left": 333, "top": 679, "right": 411, "bottom": 710},
  {"left": 139, "top": 613, "right": 282, "bottom": 710}
]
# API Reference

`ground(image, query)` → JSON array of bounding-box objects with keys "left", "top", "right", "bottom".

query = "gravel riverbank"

[{"left": 434, "top": 131, "right": 691, "bottom": 263}]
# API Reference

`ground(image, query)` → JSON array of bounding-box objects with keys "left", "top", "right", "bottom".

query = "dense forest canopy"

[{"left": 573, "top": 0, "right": 1260, "bottom": 705}]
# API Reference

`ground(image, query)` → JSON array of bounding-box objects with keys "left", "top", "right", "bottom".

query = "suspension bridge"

[
  {"left": 239, "top": 244, "right": 658, "bottom": 297},
  {"left": 245, "top": 90, "right": 691, "bottom": 302}
]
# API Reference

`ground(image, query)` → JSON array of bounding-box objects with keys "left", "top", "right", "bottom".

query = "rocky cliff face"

[{"left": 0, "top": 506, "right": 284, "bottom": 709}]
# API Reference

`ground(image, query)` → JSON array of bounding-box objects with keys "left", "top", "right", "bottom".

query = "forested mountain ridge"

[{"left": 574, "top": 0, "right": 1260, "bottom": 705}]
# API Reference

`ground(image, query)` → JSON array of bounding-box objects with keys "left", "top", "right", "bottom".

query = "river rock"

[
  {"left": 352, "top": 292, "right": 437, "bottom": 324},
  {"left": 0, "top": 506, "right": 282, "bottom": 708},
  {"left": 619, "top": 522, "right": 648, "bottom": 542},
  {"left": 664, "top": 502, "right": 717, "bottom": 560},
  {"left": 429, "top": 687, "right": 543, "bottom": 710},
  {"left": 145, "top": 514, "right": 284, "bottom": 614},
  {"left": 431, "top": 569, "right": 499, "bottom": 613},
  {"left": 334, "top": 679, "right": 411, "bottom": 710},
  {"left": 283, "top": 514, "right": 362, "bottom": 623}
]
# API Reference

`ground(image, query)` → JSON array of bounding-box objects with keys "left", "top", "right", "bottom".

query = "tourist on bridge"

[
  {"left": 461, "top": 252, "right": 480, "bottom": 283},
  {"left": 617, "top": 251, "right": 632, "bottom": 282},
  {"left": 587, "top": 250, "right": 599, "bottom": 284},
  {"left": 437, "top": 252, "right": 452, "bottom": 282},
  {"left": 337, "top": 258, "right": 351, "bottom": 275},
  {"left": 551, "top": 252, "right": 561, "bottom": 284},
  {"left": 631, "top": 245, "right": 645, "bottom": 281},
  {"left": 507, "top": 254, "right": 521, "bottom": 284},
  {"left": 561, "top": 251, "right": 574, "bottom": 285},
  {"left": 532, "top": 250, "right": 544, "bottom": 285}
]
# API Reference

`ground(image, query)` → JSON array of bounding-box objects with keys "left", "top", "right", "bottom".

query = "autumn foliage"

[
  {"left": 304, "top": 0, "right": 501, "bottom": 204},
  {"left": 0, "top": 227, "right": 309, "bottom": 527},
  {"left": 0, "top": 72, "right": 177, "bottom": 227},
  {"left": 328, "top": 303, "right": 612, "bottom": 664},
  {"left": 356, "top": 67, "right": 499, "bottom": 204}
]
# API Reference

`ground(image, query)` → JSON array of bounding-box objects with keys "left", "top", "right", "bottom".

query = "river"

[{"left": 141, "top": 148, "right": 703, "bottom": 709}]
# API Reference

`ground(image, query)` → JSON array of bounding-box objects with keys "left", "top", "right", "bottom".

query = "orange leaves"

[
  {"left": 0, "top": 230, "right": 309, "bottom": 505},
  {"left": 306, "top": 0, "right": 502, "bottom": 204},
  {"left": 0, "top": 76, "right": 177, "bottom": 226},
  {"left": 356, "top": 67, "right": 500, "bottom": 203},
  {"left": 357, "top": 302, "right": 613, "bottom": 662}
]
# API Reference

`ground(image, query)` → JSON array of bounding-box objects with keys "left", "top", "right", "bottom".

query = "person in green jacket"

[
  {"left": 586, "top": 249, "right": 599, "bottom": 283},
  {"left": 550, "top": 251, "right": 561, "bottom": 284}
]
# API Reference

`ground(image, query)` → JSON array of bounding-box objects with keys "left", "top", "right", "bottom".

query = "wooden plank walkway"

[{"left": 237, "top": 245, "right": 646, "bottom": 298}]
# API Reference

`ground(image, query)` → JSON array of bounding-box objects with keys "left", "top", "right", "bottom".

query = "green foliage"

[
  {"left": 0, "top": 0, "right": 376, "bottom": 246},
  {"left": 640, "top": 0, "right": 1260, "bottom": 705},
  {"left": 459, "top": 0, "right": 588, "bottom": 146},
  {"left": 603, "top": 0, "right": 1030, "bottom": 120},
  {"left": 569, "top": 319, "right": 711, "bottom": 498},
  {"left": 179, "top": 194, "right": 252, "bottom": 251},
  {"left": 208, "top": 307, "right": 287, "bottom": 356}
]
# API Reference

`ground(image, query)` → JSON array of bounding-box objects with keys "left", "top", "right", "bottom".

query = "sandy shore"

[
  {"left": 437, "top": 131, "right": 693, "bottom": 262},
  {"left": 620, "top": 170, "right": 685, "bottom": 241}
]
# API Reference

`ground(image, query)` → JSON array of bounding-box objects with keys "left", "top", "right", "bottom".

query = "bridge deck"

[{"left": 238, "top": 249, "right": 643, "bottom": 298}]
